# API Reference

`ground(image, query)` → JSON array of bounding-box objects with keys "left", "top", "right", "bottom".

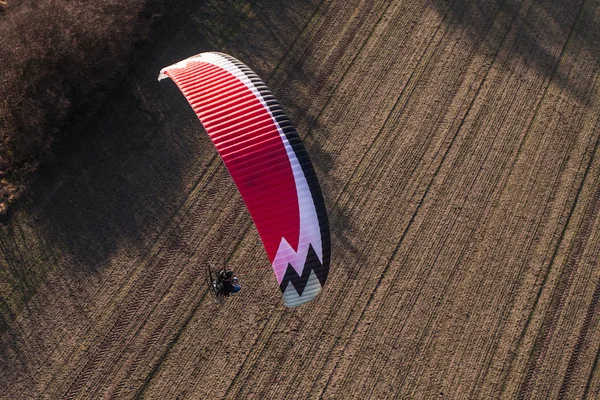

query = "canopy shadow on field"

[
  {"left": 430, "top": 0, "right": 600, "bottom": 103},
  {"left": 28, "top": 0, "right": 325, "bottom": 270},
  {"left": 0, "top": 0, "right": 324, "bottom": 349}
]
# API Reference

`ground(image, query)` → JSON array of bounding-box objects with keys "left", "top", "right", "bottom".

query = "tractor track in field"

[
  {"left": 468, "top": 11, "right": 600, "bottom": 396},
  {"left": 517, "top": 117, "right": 600, "bottom": 400},
  {"left": 318, "top": 0, "right": 522, "bottom": 394},
  {"left": 33, "top": 157, "right": 220, "bottom": 397},
  {"left": 56, "top": 160, "right": 229, "bottom": 398}
]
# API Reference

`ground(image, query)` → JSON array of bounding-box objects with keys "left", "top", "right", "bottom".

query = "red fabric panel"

[{"left": 167, "top": 62, "right": 300, "bottom": 260}]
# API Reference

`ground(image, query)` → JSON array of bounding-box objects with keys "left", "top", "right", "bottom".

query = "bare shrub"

[{"left": 0, "top": 0, "right": 165, "bottom": 215}]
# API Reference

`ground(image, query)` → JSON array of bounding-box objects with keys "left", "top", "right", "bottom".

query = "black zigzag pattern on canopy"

[{"left": 279, "top": 244, "right": 328, "bottom": 296}]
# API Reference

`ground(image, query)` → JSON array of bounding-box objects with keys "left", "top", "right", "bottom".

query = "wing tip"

[
  {"left": 158, "top": 69, "right": 169, "bottom": 81},
  {"left": 282, "top": 281, "right": 322, "bottom": 308},
  {"left": 158, "top": 52, "right": 219, "bottom": 81}
]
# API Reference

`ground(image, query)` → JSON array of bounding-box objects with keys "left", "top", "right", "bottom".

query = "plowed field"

[{"left": 2, "top": 0, "right": 600, "bottom": 398}]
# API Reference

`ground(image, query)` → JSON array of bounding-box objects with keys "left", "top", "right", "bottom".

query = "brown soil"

[{"left": 2, "top": 0, "right": 600, "bottom": 398}]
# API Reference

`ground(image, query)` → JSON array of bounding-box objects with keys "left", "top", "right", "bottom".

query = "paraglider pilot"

[{"left": 219, "top": 269, "right": 241, "bottom": 295}]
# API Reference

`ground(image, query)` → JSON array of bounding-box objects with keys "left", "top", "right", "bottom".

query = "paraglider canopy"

[{"left": 159, "top": 52, "right": 330, "bottom": 307}]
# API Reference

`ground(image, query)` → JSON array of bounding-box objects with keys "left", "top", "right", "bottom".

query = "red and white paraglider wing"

[{"left": 159, "top": 53, "right": 330, "bottom": 307}]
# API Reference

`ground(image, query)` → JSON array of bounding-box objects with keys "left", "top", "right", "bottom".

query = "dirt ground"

[{"left": 2, "top": 0, "right": 600, "bottom": 398}]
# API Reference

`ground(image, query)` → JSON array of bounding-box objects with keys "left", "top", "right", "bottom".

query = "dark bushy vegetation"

[{"left": 0, "top": 0, "right": 166, "bottom": 214}]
